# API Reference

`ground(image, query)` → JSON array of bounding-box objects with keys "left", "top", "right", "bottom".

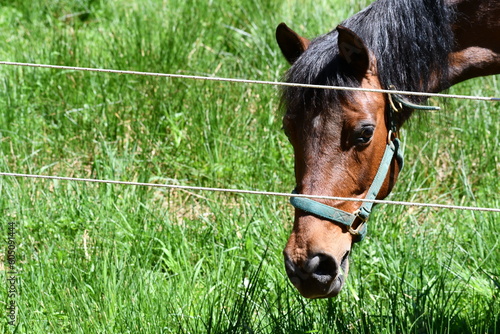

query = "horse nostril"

[
  {"left": 307, "top": 254, "right": 338, "bottom": 277},
  {"left": 304, "top": 255, "right": 320, "bottom": 273}
]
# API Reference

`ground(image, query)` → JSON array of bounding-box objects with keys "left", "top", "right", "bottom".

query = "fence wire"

[
  {"left": 1, "top": 172, "right": 499, "bottom": 213},
  {"left": 0, "top": 61, "right": 498, "bottom": 214},
  {"left": 1, "top": 61, "right": 499, "bottom": 102}
]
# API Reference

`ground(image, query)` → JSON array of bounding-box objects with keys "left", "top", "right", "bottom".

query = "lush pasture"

[{"left": 0, "top": 0, "right": 498, "bottom": 333}]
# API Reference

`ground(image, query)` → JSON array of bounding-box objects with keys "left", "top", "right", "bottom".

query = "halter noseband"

[{"left": 289, "top": 90, "right": 437, "bottom": 242}]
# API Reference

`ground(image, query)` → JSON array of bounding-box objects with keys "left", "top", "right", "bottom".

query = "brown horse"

[{"left": 276, "top": 0, "right": 500, "bottom": 299}]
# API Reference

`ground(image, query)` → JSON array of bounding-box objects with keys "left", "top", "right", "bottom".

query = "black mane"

[{"left": 282, "top": 0, "right": 455, "bottom": 120}]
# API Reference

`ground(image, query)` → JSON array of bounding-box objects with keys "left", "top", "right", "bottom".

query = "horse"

[{"left": 276, "top": 0, "right": 500, "bottom": 299}]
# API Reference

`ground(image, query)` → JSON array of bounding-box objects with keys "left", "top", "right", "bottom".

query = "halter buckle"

[
  {"left": 347, "top": 221, "right": 366, "bottom": 236},
  {"left": 348, "top": 209, "right": 369, "bottom": 236}
]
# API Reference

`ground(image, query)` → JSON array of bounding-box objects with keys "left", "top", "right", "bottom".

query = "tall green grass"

[{"left": 0, "top": 0, "right": 498, "bottom": 333}]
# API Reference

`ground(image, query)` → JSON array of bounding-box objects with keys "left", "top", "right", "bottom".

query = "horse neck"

[{"left": 445, "top": 0, "right": 500, "bottom": 87}]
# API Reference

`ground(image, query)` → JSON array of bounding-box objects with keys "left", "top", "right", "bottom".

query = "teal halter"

[
  {"left": 290, "top": 135, "right": 403, "bottom": 242},
  {"left": 288, "top": 90, "right": 429, "bottom": 242}
]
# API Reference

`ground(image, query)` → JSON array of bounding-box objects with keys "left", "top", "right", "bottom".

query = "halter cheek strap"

[{"left": 290, "top": 136, "right": 403, "bottom": 243}]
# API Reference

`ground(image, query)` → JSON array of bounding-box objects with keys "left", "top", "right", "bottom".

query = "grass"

[{"left": 0, "top": 0, "right": 498, "bottom": 333}]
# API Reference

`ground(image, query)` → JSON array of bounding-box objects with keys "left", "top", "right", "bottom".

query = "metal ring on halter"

[
  {"left": 349, "top": 209, "right": 368, "bottom": 236},
  {"left": 349, "top": 212, "right": 366, "bottom": 235},
  {"left": 347, "top": 221, "right": 366, "bottom": 236},
  {"left": 388, "top": 91, "right": 401, "bottom": 113},
  {"left": 387, "top": 130, "right": 394, "bottom": 144}
]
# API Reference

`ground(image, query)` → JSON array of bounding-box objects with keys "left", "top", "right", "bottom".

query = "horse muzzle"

[{"left": 284, "top": 249, "right": 350, "bottom": 298}]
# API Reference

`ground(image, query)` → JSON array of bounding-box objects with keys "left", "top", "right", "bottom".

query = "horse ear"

[
  {"left": 337, "top": 25, "right": 371, "bottom": 75},
  {"left": 276, "top": 23, "right": 310, "bottom": 65}
]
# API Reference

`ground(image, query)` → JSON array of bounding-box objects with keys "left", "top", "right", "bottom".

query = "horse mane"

[{"left": 282, "top": 0, "right": 455, "bottom": 118}]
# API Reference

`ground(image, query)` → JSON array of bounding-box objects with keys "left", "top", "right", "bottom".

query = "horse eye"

[{"left": 355, "top": 126, "right": 374, "bottom": 145}]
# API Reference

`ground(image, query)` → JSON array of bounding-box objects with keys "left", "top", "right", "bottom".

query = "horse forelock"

[{"left": 281, "top": 32, "right": 359, "bottom": 119}]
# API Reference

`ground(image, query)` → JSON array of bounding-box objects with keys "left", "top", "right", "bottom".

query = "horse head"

[{"left": 277, "top": 23, "right": 402, "bottom": 298}]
